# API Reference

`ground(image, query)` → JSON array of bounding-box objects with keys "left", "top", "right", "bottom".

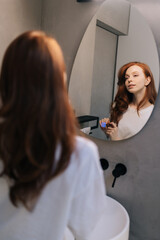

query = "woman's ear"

[{"left": 145, "top": 76, "right": 151, "bottom": 86}]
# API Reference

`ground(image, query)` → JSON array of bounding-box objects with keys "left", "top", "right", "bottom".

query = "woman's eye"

[{"left": 134, "top": 74, "right": 138, "bottom": 77}]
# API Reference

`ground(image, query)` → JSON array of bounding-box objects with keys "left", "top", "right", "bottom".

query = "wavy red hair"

[{"left": 0, "top": 31, "right": 77, "bottom": 210}]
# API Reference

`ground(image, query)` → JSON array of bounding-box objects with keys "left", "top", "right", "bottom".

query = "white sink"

[{"left": 64, "top": 196, "right": 130, "bottom": 240}]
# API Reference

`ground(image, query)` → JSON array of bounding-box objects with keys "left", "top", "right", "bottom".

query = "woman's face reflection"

[{"left": 125, "top": 65, "right": 151, "bottom": 97}]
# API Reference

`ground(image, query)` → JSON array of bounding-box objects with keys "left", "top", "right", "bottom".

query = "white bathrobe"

[{"left": 0, "top": 136, "right": 106, "bottom": 240}]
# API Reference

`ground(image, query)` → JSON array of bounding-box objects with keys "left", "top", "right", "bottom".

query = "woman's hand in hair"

[
  {"left": 100, "top": 118, "right": 120, "bottom": 140},
  {"left": 105, "top": 122, "right": 119, "bottom": 140}
]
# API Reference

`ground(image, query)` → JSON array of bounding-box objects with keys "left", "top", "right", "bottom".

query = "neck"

[
  {"left": 131, "top": 94, "right": 151, "bottom": 109},
  {"left": 132, "top": 89, "right": 146, "bottom": 106}
]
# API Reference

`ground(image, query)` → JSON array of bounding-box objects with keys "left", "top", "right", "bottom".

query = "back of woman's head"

[
  {"left": 0, "top": 31, "right": 76, "bottom": 210},
  {"left": 110, "top": 61, "right": 157, "bottom": 123}
]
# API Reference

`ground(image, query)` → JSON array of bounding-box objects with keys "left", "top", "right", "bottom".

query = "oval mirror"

[{"left": 69, "top": 0, "right": 159, "bottom": 141}]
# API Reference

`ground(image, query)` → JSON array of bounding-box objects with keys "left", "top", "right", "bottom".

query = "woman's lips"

[{"left": 128, "top": 84, "right": 135, "bottom": 88}]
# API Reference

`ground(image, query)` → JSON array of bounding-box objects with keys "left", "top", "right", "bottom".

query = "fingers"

[
  {"left": 99, "top": 118, "right": 109, "bottom": 134},
  {"left": 106, "top": 122, "right": 116, "bottom": 132},
  {"left": 99, "top": 119, "right": 119, "bottom": 140},
  {"left": 107, "top": 121, "right": 117, "bottom": 128},
  {"left": 99, "top": 118, "right": 110, "bottom": 126},
  {"left": 106, "top": 122, "right": 119, "bottom": 139}
]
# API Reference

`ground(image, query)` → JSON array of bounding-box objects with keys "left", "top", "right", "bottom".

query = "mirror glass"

[{"left": 69, "top": 0, "right": 159, "bottom": 141}]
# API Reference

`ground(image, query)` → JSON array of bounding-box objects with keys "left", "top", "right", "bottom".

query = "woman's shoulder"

[
  {"left": 75, "top": 135, "right": 97, "bottom": 147},
  {"left": 139, "top": 104, "right": 154, "bottom": 113},
  {"left": 128, "top": 103, "right": 154, "bottom": 112},
  {"left": 74, "top": 136, "right": 98, "bottom": 154},
  {"left": 71, "top": 136, "right": 100, "bottom": 169}
]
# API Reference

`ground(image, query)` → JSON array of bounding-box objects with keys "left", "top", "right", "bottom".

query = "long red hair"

[
  {"left": 110, "top": 62, "right": 157, "bottom": 124},
  {"left": 0, "top": 31, "right": 77, "bottom": 210}
]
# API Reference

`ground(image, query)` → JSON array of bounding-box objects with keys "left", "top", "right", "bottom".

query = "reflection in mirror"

[
  {"left": 69, "top": 0, "right": 159, "bottom": 141},
  {"left": 99, "top": 62, "right": 157, "bottom": 140}
]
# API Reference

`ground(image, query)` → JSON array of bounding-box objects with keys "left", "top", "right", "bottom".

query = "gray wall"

[
  {"left": 41, "top": 0, "right": 103, "bottom": 81},
  {"left": 0, "top": 0, "right": 159, "bottom": 239},
  {"left": 42, "top": 0, "right": 160, "bottom": 240},
  {"left": 0, "top": 0, "right": 42, "bottom": 65}
]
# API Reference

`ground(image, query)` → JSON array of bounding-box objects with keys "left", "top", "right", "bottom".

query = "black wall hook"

[
  {"left": 100, "top": 158, "right": 109, "bottom": 170},
  {"left": 112, "top": 163, "right": 127, "bottom": 187}
]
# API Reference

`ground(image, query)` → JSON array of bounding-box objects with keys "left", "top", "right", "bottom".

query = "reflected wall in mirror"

[{"left": 69, "top": 0, "right": 159, "bottom": 141}]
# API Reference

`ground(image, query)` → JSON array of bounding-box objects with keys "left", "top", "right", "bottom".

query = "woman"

[
  {"left": 100, "top": 62, "right": 157, "bottom": 140},
  {"left": 0, "top": 31, "right": 106, "bottom": 240}
]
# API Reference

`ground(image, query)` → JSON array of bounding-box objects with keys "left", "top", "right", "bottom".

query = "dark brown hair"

[
  {"left": 110, "top": 61, "right": 157, "bottom": 124},
  {"left": 0, "top": 31, "right": 77, "bottom": 210}
]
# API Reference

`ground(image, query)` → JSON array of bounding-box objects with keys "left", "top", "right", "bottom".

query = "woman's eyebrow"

[{"left": 125, "top": 71, "right": 139, "bottom": 77}]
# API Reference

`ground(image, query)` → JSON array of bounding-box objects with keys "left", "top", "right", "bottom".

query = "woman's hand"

[
  {"left": 99, "top": 118, "right": 119, "bottom": 140},
  {"left": 99, "top": 118, "right": 110, "bottom": 132},
  {"left": 105, "top": 122, "right": 119, "bottom": 140}
]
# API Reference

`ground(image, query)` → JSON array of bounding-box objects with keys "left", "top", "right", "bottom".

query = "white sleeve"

[{"left": 68, "top": 142, "right": 107, "bottom": 240}]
